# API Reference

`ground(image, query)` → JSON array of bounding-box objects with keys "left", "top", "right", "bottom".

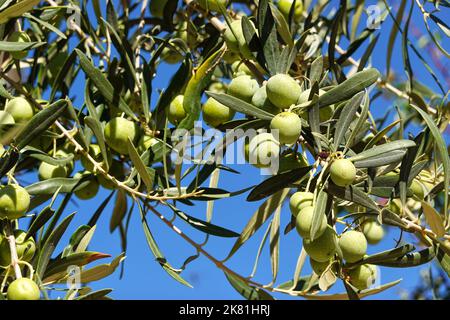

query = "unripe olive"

[
  {"left": 202, "top": 97, "right": 235, "bottom": 127},
  {"left": 98, "top": 159, "right": 125, "bottom": 190},
  {"left": 223, "top": 50, "right": 240, "bottom": 64},
  {"left": 270, "top": 111, "right": 302, "bottom": 145},
  {"left": 161, "top": 44, "right": 184, "bottom": 64},
  {"left": 388, "top": 198, "right": 402, "bottom": 215},
  {"left": 295, "top": 206, "right": 327, "bottom": 239},
  {"left": 227, "top": 75, "right": 259, "bottom": 103},
  {"left": 197, "top": 0, "right": 228, "bottom": 12},
  {"left": 9, "top": 31, "right": 31, "bottom": 60},
  {"left": 303, "top": 225, "right": 337, "bottom": 262},
  {"left": 7, "top": 278, "right": 40, "bottom": 300},
  {"left": 223, "top": 19, "right": 253, "bottom": 59},
  {"left": 168, "top": 95, "right": 187, "bottom": 125},
  {"left": 247, "top": 132, "right": 280, "bottom": 168},
  {"left": 208, "top": 81, "right": 227, "bottom": 94},
  {"left": 339, "top": 230, "right": 367, "bottom": 263},
  {"left": 266, "top": 74, "right": 301, "bottom": 109},
  {"left": 0, "top": 110, "right": 15, "bottom": 125},
  {"left": 278, "top": 0, "right": 303, "bottom": 21},
  {"left": 251, "top": 85, "right": 278, "bottom": 114},
  {"left": 38, "top": 161, "right": 68, "bottom": 181},
  {"left": 310, "top": 258, "right": 330, "bottom": 276},
  {"left": 138, "top": 135, "right": 159, "bottom": 154},
  {"left": 0, "top": 230, "right": 36, "bottom": 266},
  {"left": 278, "top": 152, "right": 309, "bottom": 174},
  {"left": 74, "top": 172, "right": 99, "bottom": 200},
  {"left": 0, "top": 185, "right": 30, "bottom": 220},
  {"left": 410, "top": 179, "right": 425, "bottom": 200},
  {"left": 348, "top": 264, "right": 377, "bottom": 290},
  {"left": 55, "top": 149, "right": 74, "bottom": 173},
  {"left": 231, "top": 61, "right": 252, "bottom": 77},
  {"left": 297, "top": 89, "right": 334, "bottom": 122},
  {"left": 81, "top": 144, "right": 112, "bottom": 172},
  {"left": 5, "top": 97, "right": 34, "bottom": 123},
  {"left": 329, "top": 159, "right": 356, "bottom": 187},
  {"left": 289, "top": 191, "right": 313, "bottom": 216},
  {"left": 104, "top": 117, "right": 140, "bottom": 155},
  {"left": 149, "top": 0, "right": 168, "bottom": 18},
  {"left": 361, "top": 219, "right": 384, "bottom": 245}
]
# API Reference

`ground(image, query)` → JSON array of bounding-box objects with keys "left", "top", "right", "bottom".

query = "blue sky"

[{"left": 16, "top": 0, "right": 449, "bottom": 299}]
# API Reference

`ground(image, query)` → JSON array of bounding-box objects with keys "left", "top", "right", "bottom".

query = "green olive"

[
  {"left": 0, "top": 184, "right": 30, "bottom": 220},
  {"left": 348, "top": 264, "right": 377, "bottom": 290},
  {"left": 161, "top": 43, "right": 184, "bottom": 64},
  {"left": 0, "top": 110, "right": 15, "bottom": 125},
  {"left": 361, "top": 219, "right": 384, "bottom": 245},
  {"left": 310, "top": 258, "right": 331, "bottom": 276},
  {"left": 247, "top": 132, "right": 280, "bottom": 168},
  {"left": 202, "top": 97, "right": 235, "bottom": 127},
  {"left": 339, "top": 230, "right": 367, "bottom": 263},
  {"left": 270, "top": 111, "right": 302, "bottom": 145},
  {"left": 9, "top": 31, "right": 32, "bottom": 60},
  {"left": 251, "top": 85, "right": 279, "bottom": 114},
  {"left": 74, "top": 172, "right": 100, "bottom": 200},
  {"left": 329, "top": 159, "right": 356, "bottom": 187},
  {"left": 303, "top": 225, "right": 337, "bottom": 262},
  {"left": 266, "top": 74, "right": 301, "bottom": 109},
  {"left": 223, "top": 19, "right": 254, "bottom": 59},
  {"left": 0, "top": 230, "right": 36, "bottom": 266},
  {"left": 5, "top": 97, "right": 34, "bottom": 123},
  {"left": 227, "top": 75, "right": 259, "bottom": 103},
  {"left": 208, "top": 82, "right": 227, "bottom": 94},
  {"left": 231, "top": 61, "right": 252, "bottom": 77},
  {"left": 410, "top": 179, "right": 425, "bottom": 200},
  {"left": 137, "top": 135, "right": 159, "bottom": 154},
  {"left": 104, "top": 117, "right": 140, "bottom": 155},
  {"left": 295, "top": 206, "right": 327, "bottom": 239},
  {"left": 289, "top": 191, "right": 313, "bottom": 216},
  {"left": 278, "top": 0, "right": 303, "bottom": 21},
  {"left": 7, "top": 278, "right": 40, "bottom": 300},
  {"left": 38, "top": 161, "right": 68, "bottom": 180},
  {"left": 168, "top": 95, "right": 187, "bottom": 125},
  {"left": 81, "top": 144, "right": 112, "bottom": 172}
]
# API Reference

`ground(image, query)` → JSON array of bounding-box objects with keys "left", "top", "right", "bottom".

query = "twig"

[{"left": 5, "top": 222, "right": 21, "bottom": 280}]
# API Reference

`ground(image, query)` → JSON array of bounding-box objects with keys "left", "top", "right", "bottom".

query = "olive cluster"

[{"left": 290, "top": 191, "right": 380, "bottom": 290}]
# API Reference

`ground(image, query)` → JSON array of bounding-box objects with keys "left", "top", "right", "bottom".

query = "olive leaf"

[
  {"left": 14, "top": 99, "right": 68, "bottom": 150},
  {"left": 75, "top": 49, "right": 137, "bottom": 121},
  {"left": 224, "top": 271, "right": 274, "bottom": 300},
  {"left": 166, "top": 203, "right": 240, "bottom": 238},
  {"left": 315, "top": 68, "right": 380, "bottom": 108},
  {"left": 247, "top": 166, "right": 312, "bottom": 202},
  {"left": 178, "top": 49, "right": 224, "bottom": 130},
  {"left": 207, "top": 92, "right": 274, "bottom": 121}
]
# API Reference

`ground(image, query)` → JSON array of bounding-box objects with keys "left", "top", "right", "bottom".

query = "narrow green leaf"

[
  {"left": 75, "top": 49, "right": 137, "bottom": 120},
  {"left": 224, "top": 271, "right": 274, "bottom": 300},
  {"left": 207, "top": 92, "right": 274, "bottom": 121},
  {"left": 247, "top": 166, "right": 312, "bottom": 202}
]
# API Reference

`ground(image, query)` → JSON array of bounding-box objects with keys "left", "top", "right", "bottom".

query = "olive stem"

[{"left": 5, "top": 222, "right": 22, "bottom": 280}]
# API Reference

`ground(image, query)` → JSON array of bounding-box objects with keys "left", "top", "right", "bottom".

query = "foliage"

[{"left": 0, "top": 0, "right": 449, "bottom": 300}]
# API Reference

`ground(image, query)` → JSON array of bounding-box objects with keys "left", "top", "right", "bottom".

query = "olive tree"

[{"left": 0, "top": 0, "right": 449, "bottom": 300}]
